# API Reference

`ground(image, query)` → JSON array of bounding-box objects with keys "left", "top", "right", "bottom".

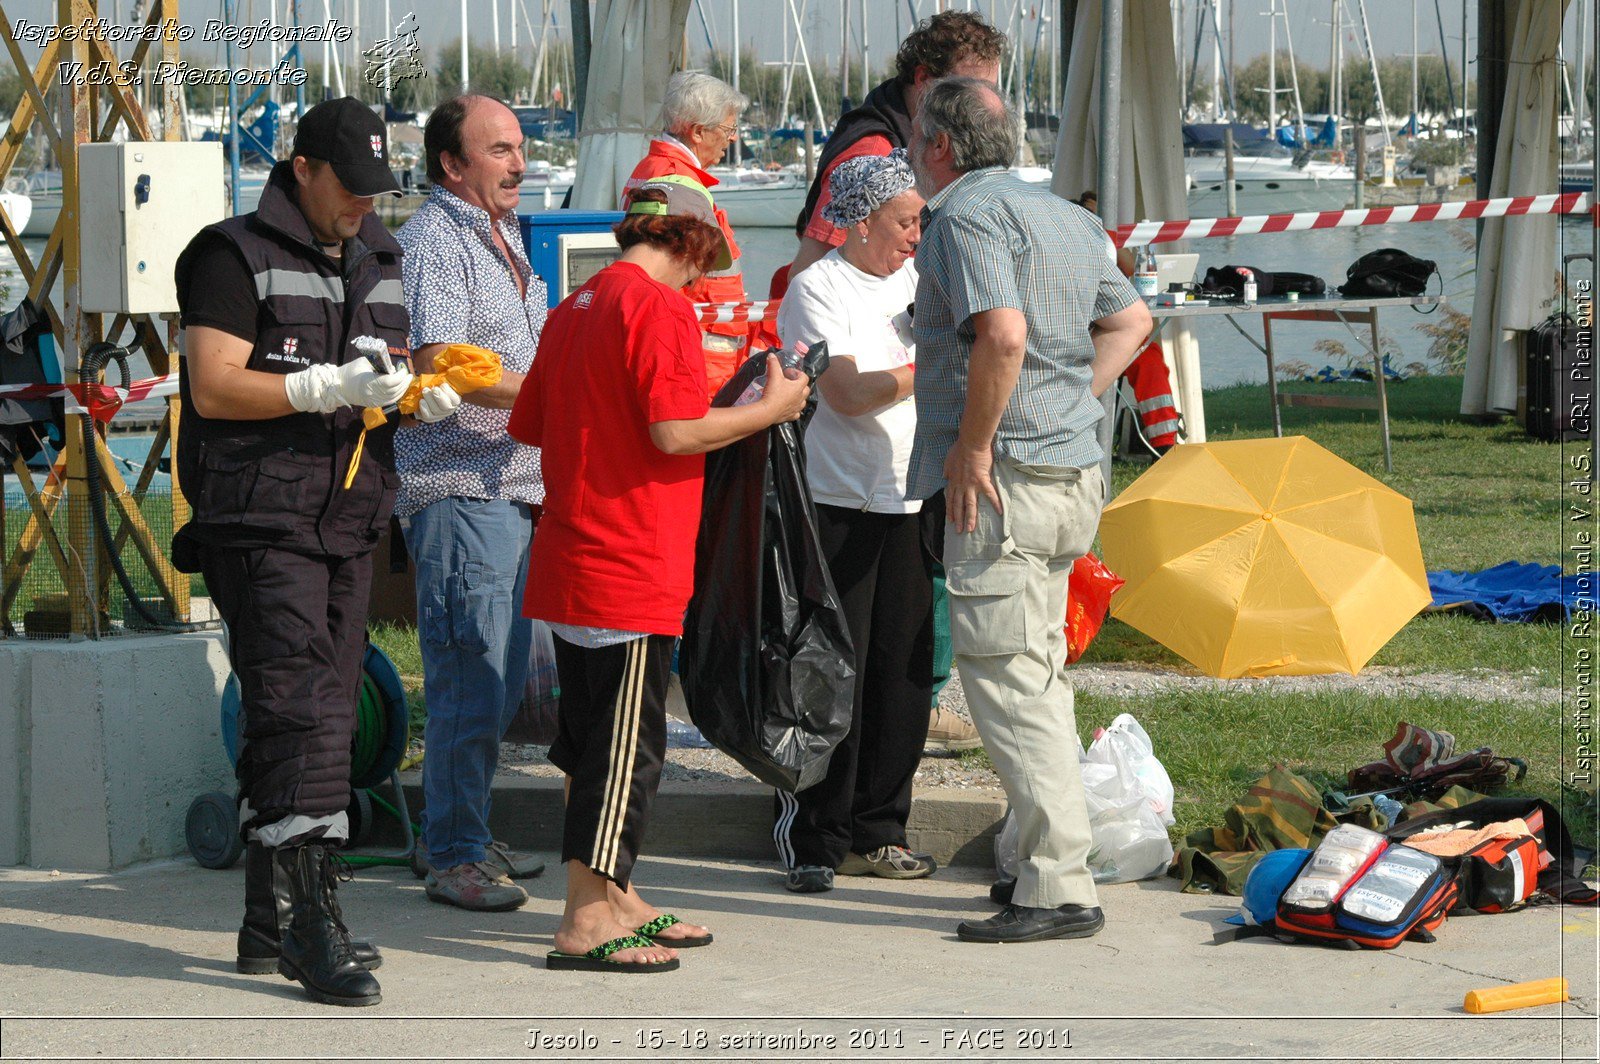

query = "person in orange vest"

[
  {"left": 622, "top": 71, "right": 753, "bottom": 397},
  {"left": 1078, "top": 190, "right": 1183, "bottom": 453}
]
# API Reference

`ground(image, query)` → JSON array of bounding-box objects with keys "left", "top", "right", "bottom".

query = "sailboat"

[{"left": 1184, "top": 0, "right": 1356, "bottom": 215}]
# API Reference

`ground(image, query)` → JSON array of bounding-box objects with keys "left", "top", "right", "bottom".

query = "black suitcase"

[{"left": 1526, "top": 253, "right": 1595, "bottom": 443}]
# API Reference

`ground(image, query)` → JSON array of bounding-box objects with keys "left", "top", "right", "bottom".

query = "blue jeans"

[{"left": 401, "top": 496, "right": 534, "bottom": 869}]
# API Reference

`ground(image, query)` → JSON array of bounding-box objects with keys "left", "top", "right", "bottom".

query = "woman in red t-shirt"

[{"left": 508, "top": 176, "right": 809, "bottom": 974}]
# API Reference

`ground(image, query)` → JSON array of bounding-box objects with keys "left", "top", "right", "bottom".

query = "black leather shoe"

[
  {"left": 957, "top": 903, "right": 1105, "bottom": 943},
  {"left": 237, "top": 841, "right": 381, "bottom": 973},
  {"left": 989, "top": 877, "right": 1016, "bottom": 906},
  {"left": 274, "top": 844, "right": 382, "bottom": 1007}
]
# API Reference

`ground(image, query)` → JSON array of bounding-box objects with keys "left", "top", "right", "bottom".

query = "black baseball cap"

[{"left": 292, "top": 97, "right": 403, "bottom": 198}]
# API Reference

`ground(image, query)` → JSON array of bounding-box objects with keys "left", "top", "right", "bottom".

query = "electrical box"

[
  {"left": 519, "top": 210, "right": 625, "bottom": 308},
  {"left": 78, "top": 142, "right": 226, "bottom": 314}
]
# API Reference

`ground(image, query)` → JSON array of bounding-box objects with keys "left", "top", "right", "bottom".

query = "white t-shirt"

[{"left": 777, "top": 249, "right": 920, "bottom": 514}]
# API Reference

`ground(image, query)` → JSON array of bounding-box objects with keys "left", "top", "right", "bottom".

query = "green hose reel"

[{"left": 185, "top": 641, "right": 412, "bottom": 870}]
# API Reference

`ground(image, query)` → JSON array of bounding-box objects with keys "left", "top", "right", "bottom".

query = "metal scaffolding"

[{"left": 0, "top": 0, "right": 191, "bottom": 638}]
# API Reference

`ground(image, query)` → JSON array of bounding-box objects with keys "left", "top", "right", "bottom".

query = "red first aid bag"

[{"left": 1065, "top": 553, "right": 1124, "bottom": 663}]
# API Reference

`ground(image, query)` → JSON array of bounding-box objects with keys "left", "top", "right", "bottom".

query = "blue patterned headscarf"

[{"left": 821, "top": 148, "right": 917, "bottom": 229}]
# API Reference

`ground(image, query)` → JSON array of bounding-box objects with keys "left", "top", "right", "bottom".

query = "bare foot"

[
  {"left": 553, "top": 910, "right": 677, "bottom": 966},
  {"left": 608, "top": 880, "right": 711, "bottom": 944}
]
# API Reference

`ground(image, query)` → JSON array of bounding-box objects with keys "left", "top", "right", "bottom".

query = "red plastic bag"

[{"left": 1065, "top": 553, "right": 1124, "bottom": 663}]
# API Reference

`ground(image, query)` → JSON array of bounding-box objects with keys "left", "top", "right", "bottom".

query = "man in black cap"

[{"left": 173, "top": 96, "right": 457, "bottom": 1007}]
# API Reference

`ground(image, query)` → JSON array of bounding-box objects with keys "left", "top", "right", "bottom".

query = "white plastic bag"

[{"left": 995, "top": 713, "right": 1175, "bottom": 886}]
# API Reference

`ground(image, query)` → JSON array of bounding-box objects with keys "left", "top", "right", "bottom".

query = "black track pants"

[{"left": 548, "top": 633, "right": 675, "bottom": 889}]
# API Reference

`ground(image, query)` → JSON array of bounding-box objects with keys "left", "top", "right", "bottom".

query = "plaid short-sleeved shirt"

[{"left": 907, "top": 168, "right": 1138, "bottom": 499}]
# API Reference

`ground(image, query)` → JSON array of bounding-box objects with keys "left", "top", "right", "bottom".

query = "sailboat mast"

[
  {"left": 1354, "top": 0, "right": 1391, "bottom": 148},
  {"left": 1577, "top": 0, "right": 1589, "bottom": 144},
  {"left": 1460, "top": 2, "right": 1467, "bottom": 138},
  {"left": 1280, "top": 0, "right": 1307, "bottom": 145},
  {"left": 460, "top": 0, "right": 470, "bottom": 92},
  {"left": 840, "top": 0, "right": 848, "bottom": 106},
  {"left": 860, "top": 0, "right": 870, "bottom": 100},
  {"left": 1212, "top": 1, "right": 1224, "bottom": 121},
  {"left": 1411, "top": 0, "right": 1419, "bottom": 139},
  {"left": 1267, "top": 0, "right": 1276, "bottom": 133},
  {"left": 783, "top": 0, "right": 828, "bottom": 134},
  {"left": 733, "top": 0, "right": 741, "bottom": 165}
]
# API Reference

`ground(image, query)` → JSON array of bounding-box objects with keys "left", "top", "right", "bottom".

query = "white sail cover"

[
  {"left": 1053, "top": 1, "right": 1202, "bottom": 438},
  {"left": 1462, "top": 0, "right": 1569, "bottom": 416},
  {"left": 570, "top": 0, "right": 693, "bottom": 211}
]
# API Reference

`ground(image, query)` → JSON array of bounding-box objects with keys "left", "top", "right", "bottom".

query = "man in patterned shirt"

[
  {"left": 906, "top": 77, "right": 1152, "bottom": 945},
  {"left": 396, "top": 94, "right": 548, "bottom": 911}
]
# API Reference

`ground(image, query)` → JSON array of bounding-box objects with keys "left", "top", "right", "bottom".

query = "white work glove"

[
  {"left": 413, "top": 380, "right": 463, "bottom": 423},
  {"left": 284, "top": 357, "right": 413, "bottom": 414}
]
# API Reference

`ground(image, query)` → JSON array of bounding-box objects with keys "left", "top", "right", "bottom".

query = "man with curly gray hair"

[{"left": 621, "top": 71, "right": 754, "bottom": 397}]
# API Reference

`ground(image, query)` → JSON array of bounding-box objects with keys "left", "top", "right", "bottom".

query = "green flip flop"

[
  {"left": 545, "top": 934, "right": 680, "bottom": 973},
  {"left": 637, "top": 913, "right": 714, "bottom": 948}
]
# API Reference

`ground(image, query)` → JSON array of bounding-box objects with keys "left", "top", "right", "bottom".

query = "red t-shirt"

[
  {"left": 801, "top": 133, "right": 895, "bottom": 245},
  {"left": 507, "top": 261, "right": 710, "bottom": 635}
]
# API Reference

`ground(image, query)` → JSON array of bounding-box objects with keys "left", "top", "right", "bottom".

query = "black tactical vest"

[{"left": 174, "top": 161, "right": 410, "bottom": 559}]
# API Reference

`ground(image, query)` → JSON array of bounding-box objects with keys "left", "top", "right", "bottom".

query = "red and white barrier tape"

[
  {"left": 0, "top": 372, "right": 179, "bottom": 419},
  {"left": 1114, "top": 190, "right": 1595, "bottom": 248},
  {"left": 694, "top": 298, "right": 780, "bottom": 325},
  {"left": 692, "top": 191, "right": 1595, "bottom": 322}
]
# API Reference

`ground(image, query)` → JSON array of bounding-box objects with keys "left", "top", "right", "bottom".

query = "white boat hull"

[
  {"left": 0, "top": 191, "right": 33, "bottom": 236},
  {"left": 517, "top": 180, "right": 575, "bottom": 214},
  {"left": 21, "top": 195, "right": 56, "bottom": 237},
  {"left": 716, "top": 182, "right": 807, "bottom": 228},
  {"left": 1187, "top": 175, "right": 1353, "bottom": 216}
]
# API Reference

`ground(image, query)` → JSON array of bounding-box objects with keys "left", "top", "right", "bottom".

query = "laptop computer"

[{"left": 1154, "top": 253, "right": 1200, "bottom": 293}]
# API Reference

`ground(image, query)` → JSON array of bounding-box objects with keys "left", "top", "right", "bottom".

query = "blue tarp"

[
  {"left": 1182, "top": 122, "right": 1274, "bottom": 151},
  {"left": 1272, "top": 116, "right": 1338, "bottom": 150},
  {"left": 1427, "top": 562, "right": 1595, "bottom": 622},
  {"left": 1301, "top": 355, "right": 1407, "bottom": 383}
]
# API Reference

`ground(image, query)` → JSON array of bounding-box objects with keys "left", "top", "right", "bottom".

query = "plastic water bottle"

[
  {"left": 1237, "top": 267, "right": 1258, "bottom": 304},
  {"left": 1134, "top": 247, "right": 1159, "bottom": 298}
]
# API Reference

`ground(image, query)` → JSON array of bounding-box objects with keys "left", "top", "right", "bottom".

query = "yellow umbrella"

[{"left": 1098, "top": 436, "right": 1430, "bottom": 678}]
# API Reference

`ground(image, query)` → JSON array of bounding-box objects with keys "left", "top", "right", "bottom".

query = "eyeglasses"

[{"left": 708, "top": 122, "right": 738, "bottom": 139}]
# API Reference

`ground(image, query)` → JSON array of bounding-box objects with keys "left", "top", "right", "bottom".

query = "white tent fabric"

[
  {"left": 1462, "top": 0, "right": 1569, "bottom": 416},
  {"left": 569, "top": 0, "right": 692, "bottom": 211},
  {"left": 1053, "top": 1, "right": 1204, "bottom": 439}
]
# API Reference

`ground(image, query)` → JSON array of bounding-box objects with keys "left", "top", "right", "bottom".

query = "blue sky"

[{"left": 3, "top": 1, "right": 1595, "bottom": 80}]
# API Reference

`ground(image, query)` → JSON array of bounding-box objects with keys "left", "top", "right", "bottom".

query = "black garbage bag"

[{"left": 680, "top": 341, "right": 855, "bottom": 793}]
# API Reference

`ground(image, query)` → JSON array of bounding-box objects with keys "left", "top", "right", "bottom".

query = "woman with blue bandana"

[{"left": 773, "top": 149, "right": 940, "bottom": 893}]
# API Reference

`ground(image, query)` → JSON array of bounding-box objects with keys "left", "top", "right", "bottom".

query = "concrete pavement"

[{"left": 0, "top": 849, "right": 1594, "bottom": 1062}]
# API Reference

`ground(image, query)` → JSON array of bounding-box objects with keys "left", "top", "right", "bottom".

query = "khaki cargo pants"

[{"left": 944, "top": 456, "right": 1103, "bottom": 910}]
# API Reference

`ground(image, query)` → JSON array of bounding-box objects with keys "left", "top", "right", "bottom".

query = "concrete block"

[
  {"left": 391, "top": 774, "right": 1007, "bottom": 869},
  {"left": 0, "top": 632, "right": 234, "bottom": 871},
  {"left": 0, "top": 648, "right": 28, "bottom": 866},
  {"left": 906, "top": 788, "right": 1008, "bottom": 869}
]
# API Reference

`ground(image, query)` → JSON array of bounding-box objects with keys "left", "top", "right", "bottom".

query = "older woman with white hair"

[
  {"left": 772, "top": 149, "right": 940, "bottom": 894},
  {"left": 621, "top": 71, "right": 753, "bottom": 395}
]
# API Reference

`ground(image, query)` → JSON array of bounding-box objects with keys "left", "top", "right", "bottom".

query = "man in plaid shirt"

[{"left": 907, "top": 76, "right": 1153, "bottom": 945}]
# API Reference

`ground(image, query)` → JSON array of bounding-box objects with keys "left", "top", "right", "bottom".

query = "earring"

[{"left": 859, "top": 232, "right": 869, "bottom": 244}]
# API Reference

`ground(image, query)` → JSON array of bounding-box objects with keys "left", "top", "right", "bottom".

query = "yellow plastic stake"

[{"left": 1463, "top": 978, "right": 1569, "bottom": 1014}]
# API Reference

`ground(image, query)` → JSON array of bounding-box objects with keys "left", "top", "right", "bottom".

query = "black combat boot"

[
  {"left": 274, "top": 843, "right": 383, "bottom": 1007},
  {"left": 236, "top": 841, "right": 382, "bottom": 974}
]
